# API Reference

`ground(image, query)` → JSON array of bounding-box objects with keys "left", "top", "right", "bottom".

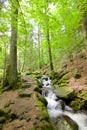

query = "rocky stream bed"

[{"left": 0, "top": 70, "right": 87, "bottom": 130}]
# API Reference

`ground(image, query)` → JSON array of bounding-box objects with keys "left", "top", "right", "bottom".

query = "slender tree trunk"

[
  {"left": 38, "top": 27, "right": 41, "bottom": 69},
  {"left": 8, "top": 0, "right": 18, "bottom": 87},
  {"left": 47, "top": 27, "right": 54, "bottom": 71},
  {"left": 45, "top": 0, "right": 54, "bottom": 71}
]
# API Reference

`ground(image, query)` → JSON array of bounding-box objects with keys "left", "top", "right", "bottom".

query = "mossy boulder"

[
  {"left": 56, "top": 115, "right": 78, "bottom": 130},
  {"left": 55, "top": 87, "right": 75, "bottom": 100},
  {"left": 76, "top": 90, "right": 87, "bottom": 109},
  {"left": 74, "top": 73, "right": 81, "bottom": 79},
  {"left": 53, "top": 73, "right": 69, "bottom": 88},
  {"left": 35, "top": 92, "right": 48, "bottom": 107},
  {"left": 77, "top": 90, "right": 87, "bottom": 100},
  {"left": 0, "top": 109, "right": 15, "bottom": 123},
  {"left": 40, "top": 120, "right": 54, "bottom": 130},
  {"left": 70, "top": 99, "right": 84, "bottom": 111},
  {"left": 33, "top": 86, "right": 42, "bottom": 94},
  {"left": 57, "top": 74, "right": 69, "bottom": 86}
]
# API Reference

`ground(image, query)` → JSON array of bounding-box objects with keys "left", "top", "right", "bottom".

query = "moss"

[
  {"left": 77, "top": 90, "right": 87, "bottom": 100},
  {"left": 18, "top": 89, "right": 31, "bottom": 98},
  {"left": 41, "top": 120, "right": 54, "bottom": 130},
  {"left": 58, "top": 74, "right": 69, "bottom": 84},
  {"left": 4, "top": 100, "right": 14, "bottom": 108},
  {"left": 0, "top": 124, "right": 3, "bottom": 129},
  {"left": 36, "top": 92, "right": 48, "bottom": 107},
  {"left": 52, "top": 79, "right": 58, "bottom": 85},
  {"left": 70, "top": 100, "right": 84, "bottom": 111},
  {"left": 33, "top": 86, "right": 42, "bottom": 94},
  {"left": 74, "top": 73, "right": 81, "bottom": 79},
  {"left": 0, "top": 116, "right": 6, "bottom": 123},
  {"left": 58, "top": 83, "right": 68, "bottom": 87},
  {"left": 0, "top": 109, "right": 15, "bottom": 123},
  {"left": 35, "top": 93, "right": 49, "bottom": 121}
]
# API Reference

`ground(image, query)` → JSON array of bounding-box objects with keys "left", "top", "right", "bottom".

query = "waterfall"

[{"left": 40, "top": 75, "right": 87, "bottom": 130}]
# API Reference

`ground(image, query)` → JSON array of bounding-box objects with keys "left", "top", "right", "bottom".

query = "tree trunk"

[
  {"left": 47, "top": 27, "right": 54, "bottom": 71},
  {"left": 38, "top": 26, "right": 42, "bottom": 69},
  {"left": 8, "top": 0, "right": 18, "bottom": 87},
  {"left": 45, "top": 0, "right": 54, "bottom": 71}
]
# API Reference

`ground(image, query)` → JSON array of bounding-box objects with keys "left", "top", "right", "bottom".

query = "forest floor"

[
  {"left": 68, "top": 56, "right": 87, "bottom": 92},
  {"left": 0, "top": 55, "right": 87, "bottom": 130},
  {"left": 0, "top": 75, "right": 47, "bottom": 130}
]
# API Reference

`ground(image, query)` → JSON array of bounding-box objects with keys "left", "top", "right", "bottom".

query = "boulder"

[
  {"left": 55, "top": 87, "right": 75, "bottom": 100},
  {"left": 55, "top": 115, "right": 78, "bottom": 130},
  {"left": 70, "top": 99, "right": 84, "bottom": 111}
]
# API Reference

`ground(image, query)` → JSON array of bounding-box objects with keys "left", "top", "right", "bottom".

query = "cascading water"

[{"left": 40, "top": 75, "right": 87, "bottom": 130}]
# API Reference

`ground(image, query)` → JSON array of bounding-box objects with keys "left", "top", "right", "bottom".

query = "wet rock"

[
  {"left": 55, "top": 87, "right": 75, "bottom": 100},
  {"left": 36, "top": 92, "right": 48, "bottom": 107},
  {"left": 55, "top": 115, "right": 78, "bottom": 130},
  {"left": 70, "top": 99, "right": 84, "bottom": 111},
  {"left": 33, "top": 86, "right": 42, "bottom": 94}
]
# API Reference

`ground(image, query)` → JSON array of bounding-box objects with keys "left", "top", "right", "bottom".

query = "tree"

[
  {"left": 3, "top": 0, "right": 18, "bottom": 87},
  {"left": 8, "top": 0, "right": 19, "bottom": 87}
]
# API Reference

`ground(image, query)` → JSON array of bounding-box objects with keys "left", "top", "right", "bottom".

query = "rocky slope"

[{"left": 0, "top": 75, "right": 53, "bottom": 130}]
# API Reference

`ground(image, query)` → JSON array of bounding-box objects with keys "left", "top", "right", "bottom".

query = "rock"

[
  {"left": 74, "top": 73, "right": 81, "bottom": 79},
  {"left": 40, "top": 120, "right": 54, "bottom": 130},
  {"left": 55, "top": 87, "right": 75, "bottom": 100},
  {"left": 55, "top": 115, "right": 78, "bottom": 130},
  {"left": 77, "top": 90, "right": 87, "bottom": 109},
  {"left": 70, "top": 99, "right": 84, "bottom": 111},
  {"left": 35, "top": 92, "right": 48, "bottom": 107},
  {"left": 33, "top": 86, "right": 42, "bottom": 94},
  {"left": 0, "top": 116, "right": 7, "bottom": 123}
]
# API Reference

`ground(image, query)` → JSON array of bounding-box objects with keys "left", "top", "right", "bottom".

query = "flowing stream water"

[{"left": 40, "top": 75, "right": 87, "bottom": 130}]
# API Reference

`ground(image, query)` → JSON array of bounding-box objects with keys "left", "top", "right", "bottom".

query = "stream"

[{"left": 40, "top": 75, "right": 87, "bottom": 130}]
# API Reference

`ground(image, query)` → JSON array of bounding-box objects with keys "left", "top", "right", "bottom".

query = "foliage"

[{"left": 0, "top": 0, "right": 86, "bottom": 75}]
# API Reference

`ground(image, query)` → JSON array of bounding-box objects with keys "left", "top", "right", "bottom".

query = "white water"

[{"left": 41, "top": 75, "right": 87, "bottom": 130}]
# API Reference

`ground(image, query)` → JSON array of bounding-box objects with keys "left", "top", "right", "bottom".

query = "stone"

[
  {"left": 70, "top": 99, "right": 84, "bottom": 111},
  {"left": 74, "top": 73, "right": 81, "bottom": 79},
  {"left": 55, "top": 115, "right": 78, "bottom": 130},
  {"left": 55, "top": 87, "right": 75, "bottom": 100},
  {"left": 35, "top": 92, "right": 48, "bottom": 107},
  {"left": 33, "top": 86, "right": 42, "bottom": 94}
]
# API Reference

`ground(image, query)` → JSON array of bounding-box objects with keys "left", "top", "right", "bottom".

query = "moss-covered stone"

[
  {"left": 55, "top": 87, "right": 75, "bottom": 100},
  {"left": 56, "top": 115, "right": 78, "bottom": 130},
  {"left": 33, "top": 86, "right": 42, "bottom": 94},
  {"left": 0, "top": 109, "right": 15, "bottom": 123},
  {"left": 58, "top": 83, "right": 68, "bottom": 87},
  {"left": 40, "top": 120, "right": 54, "bottom": 130},
  {"left": 77, "top": 90, "right": 87, "bottom": 100},
  {"left": 58, "top": 74, "right": 69, "bottom": 85},
  {"left": 70, "top": 99, "right": 84, "bottom": 111},
  {"left": 52, "top": 79, "right": 58, "bottom": 85},
  {"left": 74, "top": 73, "right": 81, "bottom": 79},
  {"left": 0, "top": 116, "right": 7, "bottom": 123},
  {"left": 35, "top": 92, "right": 47, "bottom": 107}
]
